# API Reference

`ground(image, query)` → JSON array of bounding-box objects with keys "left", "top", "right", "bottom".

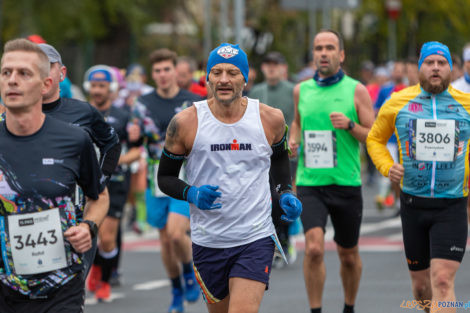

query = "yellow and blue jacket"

[{"left": 367, "top": 84, "right": 470, "bottom": 198}]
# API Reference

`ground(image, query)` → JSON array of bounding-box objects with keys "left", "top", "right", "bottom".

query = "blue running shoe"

[
  {"left": 183, "top": 272, "right": 200, "bottom": 303},
  {"left": 168, "top": 288, "right": 184, "bottom": 313}
]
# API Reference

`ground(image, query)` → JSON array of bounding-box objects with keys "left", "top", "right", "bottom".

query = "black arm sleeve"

[
  {"left": 88, "top": 104, "right": 120, "bottom": 149},
  {"left": 78, "top": 133, "right": 106, "bottom": 200},
  {"left": 100, "top": 142, "right": 122, "bottom": 177},
  {"left": 157, "top": 148, "right": 191, "bottom": 201},
  {"left": 270, "top": 129, "right": 293, "bottom": 194},
  {"left": 87, "top": 105, "right": 121, "bottom": 175}
]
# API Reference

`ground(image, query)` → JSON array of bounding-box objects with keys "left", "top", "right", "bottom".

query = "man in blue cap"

[
  {"left": 367, "top": 41, "right": 470, "bottom": 312},
  {"left": 157, "top": 43, "right": 302, "bottom": 313}
]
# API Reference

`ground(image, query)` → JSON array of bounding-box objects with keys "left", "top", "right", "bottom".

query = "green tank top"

[{"left": 296, "top": 75, "right": 361, "bottom": 186}]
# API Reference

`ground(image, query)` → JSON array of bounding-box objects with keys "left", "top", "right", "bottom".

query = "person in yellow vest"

[{"left": 289, "top": 29, "right": 374, "bottom": 313}]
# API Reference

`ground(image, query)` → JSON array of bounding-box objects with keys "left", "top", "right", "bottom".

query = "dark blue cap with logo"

[{"left": 206, "top": 43, "right": 249, "bottom": 82}]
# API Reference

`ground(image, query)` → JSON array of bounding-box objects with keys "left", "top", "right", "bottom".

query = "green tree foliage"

[
  {"left": 0, "top": 0, "right": 170, "bottom": 43},
  {"left": 1, "top": 0, "right": 469, "bottom": 76},
  {"left": 356, "top": 0, "right": 470, "bottom": 62}
]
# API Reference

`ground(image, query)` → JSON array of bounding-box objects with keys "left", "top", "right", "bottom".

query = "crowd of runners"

[{"left": 0, "top": 29, "right": 469, "bottom": 313}]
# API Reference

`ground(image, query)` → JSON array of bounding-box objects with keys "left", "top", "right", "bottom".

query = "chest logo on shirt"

[
  {"left": 210, "top": 139, "right": 252, "bottom": 151},
  {"left": 42, "top": 158, "right": 64, "bottom": 165},
  {"left": 446, "top": 104, "right": 460, "bottom": 113},
  {"left": 408, "top": 102, "right": 423, "bottom": 113},
  {"left": 105, "top": 116, "right": 117, "bottom": 124}
]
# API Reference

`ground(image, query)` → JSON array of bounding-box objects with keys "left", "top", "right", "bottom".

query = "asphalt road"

[{"left": 84, "top": 181, "right": 470, "bottom": 313}]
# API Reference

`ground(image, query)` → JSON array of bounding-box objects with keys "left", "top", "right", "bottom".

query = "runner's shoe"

[
  {"left": 384, "top": 194, "right": 395, "bottom": 207},
  {"left": 272, "top": 255, "right": 285, "bottom": 269},
  {"left": 87, "top": 264, "right": 102, "bottom": 292},
  {"left": 183, "top": 272, "right": 200, "bottom": 303},
  {"left": 169, "top": 287, "right": 184, "bottom": 313},
  {"left": 95, "top": 282, "right": 111, "bottom": 302},
  {"left": 375, "top": 195, "right": 385, "bottom": 211},
  {"left": 109, "top": 268, "right": 122, "bottom": 287},
  {"left": 287, "top": 242, "right": 297, "bottom": 265}
]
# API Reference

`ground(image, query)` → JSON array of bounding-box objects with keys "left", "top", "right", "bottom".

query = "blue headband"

[
  {"left": 88, "top": 69, "right": 113, "bottom": 82},
  {"left": 206, "top": 43, "right": 249, "bottom": 82},
  {"left": 418, "top": 41, "right": 452, "bottom": 71}
]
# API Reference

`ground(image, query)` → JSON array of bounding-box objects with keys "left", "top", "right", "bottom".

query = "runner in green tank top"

[{"left": 288, "top": 30, "right": 374, "bottom": 313}]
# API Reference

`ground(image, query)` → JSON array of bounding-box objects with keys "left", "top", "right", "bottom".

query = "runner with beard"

[{"left": 367, "top": 41, "right": 470, "bottom": 313}]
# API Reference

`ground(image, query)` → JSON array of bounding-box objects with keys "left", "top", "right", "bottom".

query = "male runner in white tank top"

[{"left": 157, "top": 43, "right": 302, "bottom": 313}]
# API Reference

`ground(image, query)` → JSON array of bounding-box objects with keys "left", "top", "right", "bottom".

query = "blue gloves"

[
  {"left": 187, "top": 185, "right": 222, "bottom": 210},
  {"left": 279, "top": 192, "right": 302, "bottom": 222}
]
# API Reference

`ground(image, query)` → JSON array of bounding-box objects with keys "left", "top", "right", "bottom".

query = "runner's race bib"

[
  {"left": 409, "top": 119, "right": 458, "bottom": 162},
  {"left": 304, "top": 130, "right": 337, "bottom": 168},
  {"left": 7, "top": 209, "right": 68, "bottom": 275}
]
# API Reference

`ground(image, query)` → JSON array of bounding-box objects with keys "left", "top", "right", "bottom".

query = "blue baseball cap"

[
  {"left": 418, "top": 41, "right": 452, "bottom": 71},
  {"left": 88, "top": 69, "right": 113, "bottom": 82},
  {"left": 206, "top": 43, "right": 249, "bottom": 82}
]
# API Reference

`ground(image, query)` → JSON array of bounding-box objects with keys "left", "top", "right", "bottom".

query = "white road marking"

[
  {"left": 360, "top": 217, "right": 401, "bottom": 235},
  {"left": 85, "top": 292, "right": 125, "bottom": 305},
  {"left": 133, "top": 279, "right": 170, "bottom": 290}
]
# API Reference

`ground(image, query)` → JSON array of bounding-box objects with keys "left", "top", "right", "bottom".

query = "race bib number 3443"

[
  {"left": 304, "top": 130, "right": 337, "bottom": 169},
  {"left": 410, "top": 119, "right": 458, "bottom": 162},
  {"left": 8, "top": 208, "right": 67, "bottom": 275}
]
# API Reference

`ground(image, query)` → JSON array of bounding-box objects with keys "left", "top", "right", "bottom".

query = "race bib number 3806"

[
  {"left": 8, "top": 208, "right": 67, "bottom": 275},
  {"left": 409, "top": 119, "right": 458, "bottom": 162},
  {"left": 304, "top": 130, "right": 337, "bottom": 169}
]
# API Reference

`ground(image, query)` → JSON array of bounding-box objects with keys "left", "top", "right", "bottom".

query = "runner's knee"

[
  {"left": 432, "top": 270, "right": 453, "bottom": 296},
  {"left": 99, "top": 231, "right": 117, "bottom": 252},
  {"left": 168, "top": 229, "right": 186, "bottom": 248},
  {"left": 412, "top": 281, "right": 429, "bottom": 299},
  {"left": 304, "top": 241, "right": 324, "bottom": 262},
  {"left": 159, "top": 229, "right": 172, "bottom": 250},
  {"left": 410, "top": 272, "right": 430, "bottom": 298},
  {"left": 338, "top": 250, "right": 360, "bottom": 268}
]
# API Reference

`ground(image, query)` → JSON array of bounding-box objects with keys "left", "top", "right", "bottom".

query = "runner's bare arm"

[
  {"left": 288, "top": 84, "right": 301, "bottom": 157},
  {"left": 351, "top": 83, "right": 375, "bottom": 143},
  {"left": 260, "top": 102, "right": 286, "bottom": 145},
  {"left": 118, "top": 147, "right": 142, "bottom": 165},
  {"left": 164, "top": 106, "right": 197, "bottom": 155}
]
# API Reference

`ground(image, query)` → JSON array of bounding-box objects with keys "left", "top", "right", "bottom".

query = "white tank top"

[{"left": 186, "top": 98, "right": 275, "bottom": 248}]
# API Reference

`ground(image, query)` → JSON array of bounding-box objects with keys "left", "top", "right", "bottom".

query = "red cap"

[{"left": 27, "top": 34, "right": 46, "bottom": 44}]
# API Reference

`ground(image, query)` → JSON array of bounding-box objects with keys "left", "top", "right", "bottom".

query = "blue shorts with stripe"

[
  {"left": 192, "top": 236, "right": 275, "bottom": 303},
  {"left": 145, "top": 189, "right": 190, "bottom": 229}
]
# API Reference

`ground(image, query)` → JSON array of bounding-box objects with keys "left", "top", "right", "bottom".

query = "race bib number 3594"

[
  {"left": 7, "top": 208, "right": 67, "bottom": 275},
  {"left": 304, "top": 130, "right": 337, "bottom": 169}
]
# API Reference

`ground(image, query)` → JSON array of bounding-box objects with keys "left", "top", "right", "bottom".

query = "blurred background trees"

[{"left": 1, "top": 0, "right": 469, "bottom": 83}]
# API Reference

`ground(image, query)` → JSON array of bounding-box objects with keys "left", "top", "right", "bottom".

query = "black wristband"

[
  {"left": 82, "top": 220, "right": 98, "bottom": 239},
  {"left": 347, "top": 120, "right": 356, "bottom": 131},
  {"left": 280, "top": 189, "right": 296, "bottom": 197}
]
